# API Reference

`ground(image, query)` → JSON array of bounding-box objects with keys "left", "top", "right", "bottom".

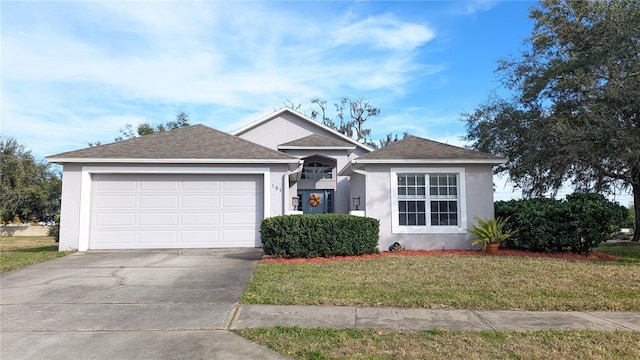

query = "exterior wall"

[
  {"left": 236, "top": 112, "right": 370, "bottom": 158},
  {"left": 363, "top": 164, "right": 495, "bottom": 251},
  {"left": 464, "top": 164, "right": 497, "bottom": 226},
  {"left": 59, "top": 164, "right": 83, "bottom": 251},
  {"left": 348, "top": 171, "right": 366, "bottom": 212},
  {"left": 58, "top": 163, "right": 289, "bottom": 251}
]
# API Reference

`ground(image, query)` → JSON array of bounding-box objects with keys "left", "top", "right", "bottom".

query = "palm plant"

[{"left": 468, "top": 216, "right": 517, "bottom": 248}]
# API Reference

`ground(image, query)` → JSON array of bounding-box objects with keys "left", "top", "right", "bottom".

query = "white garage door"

[{"left": 90, "top": 174, "right": 263, "bottom": 249}]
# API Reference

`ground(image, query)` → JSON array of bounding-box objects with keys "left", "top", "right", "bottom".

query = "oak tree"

[{"left": 463, "top": 0, "right": 640, "bottom": 240}]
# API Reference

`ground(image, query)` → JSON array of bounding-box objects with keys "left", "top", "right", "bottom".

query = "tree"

[
  {"left": 115, "top": 112, "right": 190, "bottom": 141},
  {"left": 462, "top": 0, "right": 640, "bottom": 240},
  {"left": 285, "top": 97, "right": 404, "bottom": 148},
  {"left": 0, "top": 136, "right": 61, "bottom": 224},
  {"left": 309, "top": 97, "right": 380, "bottom": 147},
  {"left": 90, "top": 112, "right": 190, "bottom": 146}
]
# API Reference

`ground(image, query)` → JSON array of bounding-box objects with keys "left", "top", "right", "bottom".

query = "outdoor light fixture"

[
  {"left": 353, "top": 196, "right": 361, "bottom": 210},
  {"left": 292, "top": 196, "right": 300, "bottom": 211}
]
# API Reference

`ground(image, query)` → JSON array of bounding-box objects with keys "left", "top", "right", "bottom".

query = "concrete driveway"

[{"left": 0, "top": 249, "right": 289, "bottom": 360}]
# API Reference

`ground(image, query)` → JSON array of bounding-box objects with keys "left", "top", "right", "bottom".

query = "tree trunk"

[{"left": 633, "top": 181, "right": 640, "bottom": 242}]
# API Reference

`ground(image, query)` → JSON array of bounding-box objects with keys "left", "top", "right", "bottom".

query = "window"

[
  {"left": 428, "top": 174, "right": 458, "bottom": 226},
  {"left": 392, "top": 169, "right": 465, "bottom": 233},
  {"left": 301, "top": 161, "right": 333, "bottom": 179}
]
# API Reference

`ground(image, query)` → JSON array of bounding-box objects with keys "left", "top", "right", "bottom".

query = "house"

[{"left": 47, "top": 108, "right": 505, "bottom": 251}]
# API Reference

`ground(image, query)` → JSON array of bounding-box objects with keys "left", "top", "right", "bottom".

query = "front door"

[{"left": 298, "top": 190, "right": 334, "bottom": 214}]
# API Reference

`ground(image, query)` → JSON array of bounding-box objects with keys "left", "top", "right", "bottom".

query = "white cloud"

[
  {"left": 449, "top": 0, "right": 499, "bottom": 15},
  {"left": 332, "top": 14, "right": 435, "bottom": 51},
  {"left": 1, "top": 1, "right": 448, "bottom": 159}
]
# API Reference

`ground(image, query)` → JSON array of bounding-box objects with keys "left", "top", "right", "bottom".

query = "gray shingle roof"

[
  {"left": 48, "top": 124, "right": 297, "bottom": 161},
  {"left": 278, "top": 134, "right": 356, "bottom": 148},
  {"left": 356, "top": 135, "right": 504, "bottom": 161}
]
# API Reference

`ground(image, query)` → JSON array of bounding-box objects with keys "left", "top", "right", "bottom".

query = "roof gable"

[
  {"left": 47, "top": 124, "right": 298, "bottom": 163},
  {"left": 278, "top": 134, "right": 356, "bottom": 149},
  {"left": 233, "top": 108, "right": 373, "bottom": 152},
  {"left": 355, "top": 135, "right": 505, "bottom": 163}
]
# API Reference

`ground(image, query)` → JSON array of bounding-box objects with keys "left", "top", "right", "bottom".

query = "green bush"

[
  {"left": 496, "top": 193, "right": 627, "bottom": 254},
  {"left": 261, "top": 214, "right": 379, "bottom": 258},
  {"left": 48, "top": 214, "right": 60, "bottom": 243}
]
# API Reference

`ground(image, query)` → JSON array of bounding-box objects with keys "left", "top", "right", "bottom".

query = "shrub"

[
  {"left": 261, "top": 214, "right": 379, "bottom": 258},
  {"left": 468, "top": 216, "right": 517, "bottom": 249},
  {"left": 48, "top": 214, "right": 60, "bottom": 243},
  {"left": 496, "top": 193, "right": 627, "bottom": 254}
]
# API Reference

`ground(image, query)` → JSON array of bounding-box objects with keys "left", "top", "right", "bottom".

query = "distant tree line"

[{"left": 0, "top": 136, "right": 61, "bottom": 224}]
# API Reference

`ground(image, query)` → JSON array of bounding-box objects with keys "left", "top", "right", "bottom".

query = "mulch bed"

[{"left": 260, "top": 249, "right": 619, "bottom": 264}]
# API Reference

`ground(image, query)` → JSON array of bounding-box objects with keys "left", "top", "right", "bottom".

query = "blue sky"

[{"left": 0, "top": 1, "right": 632, "bottom": 205}]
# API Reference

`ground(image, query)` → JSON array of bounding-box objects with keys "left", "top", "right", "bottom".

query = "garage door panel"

[
  {"left": 139, "top": 180, "right": 179, "bottom": 191},
  {"left": 91, "top": 174, "right": 263, "bottom": 249},
  {"left": 96, "top": 195, "right": 136, "bottom": 208},
  {"left": 181, "top": 213, "right": 220, "bottom": 225},
  {"left": 181, "top": 230, "right": 219, "bottom": 243},
  {"left": 94, "top": 178, "right": 136, "bottom": 191},
  {"left": 96, "top": 213, "right": 136, "bottom": 226},
  {"left": 221, "top": 230, "right": 259, "bottom": 246},
  {"left": 222, "top": 194, "right": 261, "bottom": 207},
  {"left": 223, "top": 179, "right": 261, "bottom": 190},
  {"left": 222, "top": 212, "right": 262, "bottom": 225},
  {"left": 181, "top": 179, "right": 221, "bottom": 190},
  {"left": 140, "top": 196, "right": 178, "bottom": 208},
  {"left": 138, "top": 231, "right": 178, "bottom": 243},
  {"left": 139, "top": 213, "right": 178, "bottom": 225},
  {"left": 182, "top": 195, "right": 220, "bottom": 208},
  {"left": 94, "top": 231, "right": 135, "bottom": 244}
]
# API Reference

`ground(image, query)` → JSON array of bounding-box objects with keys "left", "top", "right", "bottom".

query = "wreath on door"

[{"left": 308, "top": 193, "right": 322, "bottom": 207}]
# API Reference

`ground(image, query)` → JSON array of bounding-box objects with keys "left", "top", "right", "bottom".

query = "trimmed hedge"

[
  {"left": 261, "top": 214, "right": 379, "bottom": 258},
  {"left": 496, "top": 193, "right": 627, "bottom": 254}
]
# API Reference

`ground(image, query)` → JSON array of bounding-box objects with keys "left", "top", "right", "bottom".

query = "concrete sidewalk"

[{"left": 231, "top": 305, "right": 640, "bottom": 331}]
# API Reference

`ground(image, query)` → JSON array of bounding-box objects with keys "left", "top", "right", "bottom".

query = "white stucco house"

[{"left": 47, "top": 108, "right": 505, "bottom": 252}]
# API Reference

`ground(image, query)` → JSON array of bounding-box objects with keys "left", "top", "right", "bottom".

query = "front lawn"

[
  {"left": 236, "top": 327, "right": 640, "bottom": 360},
  {"left": 0, "top": 236, "right": 71, "bottom": 273},
  {"left": 596, "top": 241, "right": 640, "bottom": 263},
  {"left": 241, "top": 245, "right": 640, "bottom": 311}
]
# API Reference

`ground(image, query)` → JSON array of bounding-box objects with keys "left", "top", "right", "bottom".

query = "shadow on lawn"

[{"left": 5, "top": 245, "right": 59, "bottom": 253}]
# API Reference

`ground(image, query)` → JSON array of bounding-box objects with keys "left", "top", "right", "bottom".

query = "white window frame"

[{"left": 390, "top": 167, "right": 467, "bottom": 234}]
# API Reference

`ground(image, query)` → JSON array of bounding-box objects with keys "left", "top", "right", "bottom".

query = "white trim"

[
  {"left": 355, "top": 159, "right": 506, "bottom": 165},
  {"left": 390, "top": 167, "right": 467, "bottom": 234},
  {"left": 232, "top": 108, "right": 374, "bottom": 152},
  {"left": 78, "top": 166, "right": 271, "bottom": 251},
  {"left": 78, "top": 170, "right": 93, "bottom": 251},
  {"left": 277, "top": 146, "right": 356, "bottom": 150},
  {"left": 47, "top": 158, "right": 299, "bottom": 164}
]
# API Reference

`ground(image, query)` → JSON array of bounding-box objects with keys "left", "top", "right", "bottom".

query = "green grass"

[
  {"left": 0, "top": 236, "right": 71, "bottom": 273},
  {"left": 242, "top": 245, "right": 640, "bottom": 311},
  {"left": 237, "top": 327, "right": 640, "bottom": 360},
  {"left": 596, "top": 242, "right": 640, "bottom": 263}
]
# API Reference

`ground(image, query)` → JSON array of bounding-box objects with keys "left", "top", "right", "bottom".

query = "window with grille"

[
  {"left": 301, "top": 161, "right": 333, "bottom": 179},
  {"left": 397, "top": 173, "right": 459, "bottom": 227}
]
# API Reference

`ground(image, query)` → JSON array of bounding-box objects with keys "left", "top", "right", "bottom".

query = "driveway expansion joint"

[
  {"left": 472, "top": 310, "right": 497, "bottom": 331},
  {"left": 226, "top": 304, "right": 241, "bottom": 330},
  {"left": 585, "top": 311, "right": 636, "bottom": 330}
]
